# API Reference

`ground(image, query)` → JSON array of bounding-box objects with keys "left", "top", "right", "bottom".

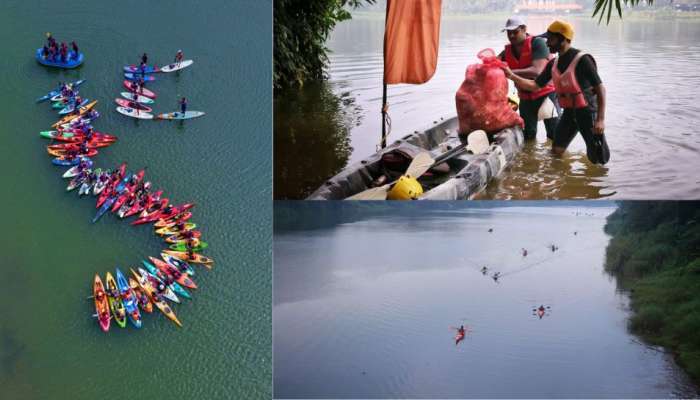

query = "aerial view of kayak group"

[{"left": 35, "top": 33, "right": 213, "bottom": 332}]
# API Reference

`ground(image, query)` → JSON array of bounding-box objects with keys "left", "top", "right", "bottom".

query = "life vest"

[
  {"left": 505, "top": 36, "right": 555, "bottom": 100},
  {"left": 552, "top": 51, "right": 589, "bottom": 109}
]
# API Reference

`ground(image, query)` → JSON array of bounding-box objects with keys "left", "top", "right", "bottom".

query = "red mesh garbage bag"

[{"left": 455, "top": 48, "right": 524, "bottom": 134}]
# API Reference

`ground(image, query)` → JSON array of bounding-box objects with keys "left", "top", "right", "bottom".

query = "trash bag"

[{"left": 456, "top": 49, "right": 524, "bottom": 134}]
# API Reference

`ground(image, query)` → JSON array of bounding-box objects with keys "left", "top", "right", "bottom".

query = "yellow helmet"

[{"left": 387, "top": 175, "right": 423, "bottom": 200}]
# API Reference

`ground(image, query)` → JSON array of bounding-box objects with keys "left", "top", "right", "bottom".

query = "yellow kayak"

[
  {"left": 130, "top": 268, "right": 181, "bottom": 327},
  {"left": 162, "top": 250, "right": 214, "bottom": 267},
  {"left": 155, "top": 223, "right": 197, "bottom": 236},
  {"left": 52, "top": 100, "right": 98, "bottom": 128}
]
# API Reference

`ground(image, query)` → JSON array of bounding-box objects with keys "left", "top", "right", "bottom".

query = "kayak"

[
  {"left": 116, "top": 268, "right": 142, "bottom": 328},
  {"left": 124, "top": 73, "right": 156, "bottom": 82},
  {"left": 149, "top": 256, "right": 198, "bottom": 290},
  {"left": 160, "top": 59, "right": 193, "bottom": 73},
  {"left": 36, "top": 79, "right": 86, "bottom": 102},
  {"left": 141, "top": 260, "right": 192, "bottom": 299},
  {"left": 133, "top": 203, "right": 194, "bottom": 225},
  {"left": 48, "top": 140, "right": 113, "bottom": 151},
  {"left": 105, "top": 272, "right": 127, "bottom": 328},
  {"left": 47, "top": 147, "right": 98, "bottom": 158},
  {"left": 129, "top": 277, "right": 153, "bottom": 313},
  {"left": 50, "top": 91, "right": 80, "bottom": 102},
  {"left": 116, "top": 106, "right": 154, "bottom": 120},
  {"left": 120, "top": 92, "right": 155, "bottom": 104},
  {"left": 154, "top": 211, "right": 192, "bottom": 228},
  {"left": 162, "top": 250, "right": 214, "bottom": 266},
  {"left": 93, "top": 274, "right": 111, "bottom": 332},
  {"left": 40, "top": 130, "right": 116, "bottom": 142},
  {"left": 92, "top": 197, "right": 116, "bottom": 223},
  {"left": 122, "top": 80, "right": 156, "bottom": 99},
  {"left": 52, "top": 100, "right": 98, "bottom": 128},
  {"left": 169, "top": 241, "right": 208, "bottom": 252},
  {"left": 52, "top": 156, "right": 90, "bottom": 167},
  {"left": 96, "top": 166, "right": 128, "bottom": 208},
  {"left": 62, "top": 159, "right": 93, "bottom": 178},
  {"left": 111, "top": 169, "right": 146, "bottom": 212},
  {"left": 58, "top": 112, "right": 100, "bottom": 130},
  {"left": 455, "top": 331, "right": 465, "bottom": 344},
  {"left": 93, "top": 174, "right": 110, "bottom": 195},
  {"left": 306, "top": 117, "right": 524, "bottom": 200},
  {"left": 155, "top": 223, "right": 197, "bottom": 236},
  {"left": 130, "top": 268, "right": 182, "bottom": 327},
  {"left": 137, "top": 267, "right": 180, "bottom": 303},
  {"left": 161, "top": 252, "right": 195, "bottom": 276},
  {"left": 36, "top": 48, "right": 84, "bottom": 69},
  {"left": 58, "top": 98, "right": 89, "bottom": 115},
  {"left": 121, "top": 189, "right": 160, "bottom": 219},
  {"left": 67, "top": 173, "right": 89, "bottom": 191},
  {"left": 165, "top": 230, "right": 202, "bottom": 244},
  {"left": 114, "top": 98, "right": 152, "bottom": 112},
  {"left": 155, "top": 111, "right": 205, "bottom": 120},
  {"left": 123, "top": 64, "right": 160, "bottom": 74}
]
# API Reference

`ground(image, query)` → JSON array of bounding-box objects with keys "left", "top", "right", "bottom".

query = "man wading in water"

[
  {"left": 502, "top": 20, "right": 609, "bottom": 164},
  {"left": 498, "top": 16, "right": 560, "bottom": 141}
]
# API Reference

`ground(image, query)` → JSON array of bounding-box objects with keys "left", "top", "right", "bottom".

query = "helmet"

[{"left": 387, "top": 175, "right": 423, "bottom": 200}]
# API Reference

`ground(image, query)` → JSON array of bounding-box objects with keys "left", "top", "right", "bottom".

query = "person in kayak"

[
  {"left": 522, "top": 248, "right": 528, "bottom": 257},
  {"left": 502, "top": 20, "right": 608, "bottom": 164},
  {"left": 481, "top": 266, "right": 488, "bottom": 275},
  {"left": 498, "top": 16, "right": 560, "bottom": 141},
  {"left": 175, "top": 49, "right": 184, "bottom": 64},
  {"left": 492, "top": 272, "right": 501, "bottom": 282},
  {"left": 179, "top": 97, "right": 187, "bottom": 115}
]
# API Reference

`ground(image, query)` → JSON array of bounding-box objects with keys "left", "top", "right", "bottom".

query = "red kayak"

[
  {"left": 111, "top": 169, "right": 146, "bottom": 212},
  {"left": 48, "top": 139, "right": 114, "bottom": 151},
  {"left": 114, "top": 98, "right": 153, "bottom": 112},
  {"left": 123, "top": 189, "right": 162, "bottom": 219},
  {"left": 132, "top": 203, "right": 194, "bottom": 226},
  {"left": 122, "top": 80, "right": 156, "bottom": 99},
  {"left": 48, "top": 147, "right": 98, "bottom": 158},
  {"left": 455, "top": 331, "right": 465, "bottom": 344},
  {"left": 97, "top": 163, "right": 127, "bottom": 208},
  {"left": 93, "top": 274, "right": 111, "bottom": 332},
  {"left": 149, "top": 257, "right": 198, "bottom": 290}
]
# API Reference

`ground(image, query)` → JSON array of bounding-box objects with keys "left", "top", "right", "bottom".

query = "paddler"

[
  {"left": 498, "top": 16, "right": 560, "bottom": 141},
  {"left": 179, "top": 97, "right": 187, "bottom": 115},
  {"left": 502, "top": 20, "right": 608, "bottom": 164},
  {"left": 70, "top": 41, "right": 79, "bottom": 59},
  {"left": 141, "top": 52, "right": 148, "bottom": 65},
  {"left": 175, "top": 49, "right": 184, "bottom": 64},
  {"left": 522, "top": 248, "right": 528, "bottom": 257}
]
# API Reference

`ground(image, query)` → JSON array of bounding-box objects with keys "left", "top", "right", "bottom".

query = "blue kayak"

[
  {"left": 58, "top": 98, "right": 89, "bottom": 115},
  {"left": 36, "top": 79, "right": 86, "bottom": 103},
  {"left": 116, "top": 268, "right": 142, "bottom": 328},
  {"left": 123, "top": 64, "right": 160, "bottom": 74},
  {"left": 52, "top": 156, "right": 90, "bottom": 167},
  {"left": 36, "top": 48, "right": 84, "bottom": 69},
  {"left": 124, "top": 73, "right": 156, "bottom": 82}
]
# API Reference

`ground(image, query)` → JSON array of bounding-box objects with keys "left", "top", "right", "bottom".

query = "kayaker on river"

[
  {"left": 522, "top": 248, "right": 528, "bottom": 257},
  {"left": 498, "top": 16, "right": 559, "bottom": 141},
  {"left": 502, "top": 20, "right": 609, "bottom": 164},
  {"left": 179, "top": 97, "right": 187, "bottom": 115}
]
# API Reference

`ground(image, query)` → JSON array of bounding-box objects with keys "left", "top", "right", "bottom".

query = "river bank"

[{"left": 604, "top": 202, "right": 700, "bottom": 386}]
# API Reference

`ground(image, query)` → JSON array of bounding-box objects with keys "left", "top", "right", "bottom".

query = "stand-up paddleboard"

[
  {"left": 124, "top": 73, "right": 156, "bottom": 82},
  {"left": 116, "top": 106, "right": 154, "bottom": 120},
  {"left": 155, "top": 111, "right": 205, "bottom": 120},
  {"left": 114, "top": 98, "right": 153, "bottom": 113},
  {"left": 123, "top": 64, "right": 160, "bottom": 73},
  {"left": 160, "top": 60, "right": 193, "bottom": 73},
  {"left": 120, "top": 92, "right": 155, "bottom": 104},
  {"left": 122, "top": 80, "right": 156, "bottom": 99}
]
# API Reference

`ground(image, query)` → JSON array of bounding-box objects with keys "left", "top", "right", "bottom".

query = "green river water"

[{"left": 0, "top": 1, "right": 271, "bottom": 398}]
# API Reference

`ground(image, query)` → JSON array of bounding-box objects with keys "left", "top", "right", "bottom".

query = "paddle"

[{"left": 347, "top": 130, "right": 490, "bottom": 200}]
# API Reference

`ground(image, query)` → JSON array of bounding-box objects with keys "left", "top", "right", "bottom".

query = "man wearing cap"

[
  {"left": 502, "top": 20, "right": 609, "bottom": 164},
  {"left": 498, "top": 16, "right": 560, "bottom": 141}
]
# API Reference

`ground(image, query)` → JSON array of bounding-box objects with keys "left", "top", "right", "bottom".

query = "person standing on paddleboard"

[
  {"left": 179, "top": 97, "right": 187, "bottom": 115},
  {"left": 141, "top": 52, "right": 148, "bottom": 65},
  {"left": 175, "top": 49, "right": 184, "bottom": 65},
  {"left": 502, "top": 20, "right": 609, "bottom": 164},
  {"left": 498, "top": 17, "right": 560, "bottom": 141}
]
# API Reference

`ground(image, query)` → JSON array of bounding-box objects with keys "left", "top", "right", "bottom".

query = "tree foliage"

[
  {"left": 274, "top": 0, "right": 376, "bottom": 90},
  {"left": 593, "top": 0, "right": 654, "bottom": 23}
]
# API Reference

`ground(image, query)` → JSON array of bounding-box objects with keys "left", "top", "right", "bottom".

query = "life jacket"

[
  {"left": 505, "top": 36, "right": 555, "bottom": 100},
  {"left": 552, "top": 51, "right": 589, "bottom": 109}
]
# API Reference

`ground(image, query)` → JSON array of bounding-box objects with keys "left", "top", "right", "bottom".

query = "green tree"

[
  {"left": 274, "top": 0, "right": 376, "bottom": 90},
  {"left": 593, "top": 0, "right": 654, "bottom": 23}
]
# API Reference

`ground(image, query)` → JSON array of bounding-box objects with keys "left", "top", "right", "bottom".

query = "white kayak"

[
  {"left": 155, "top": 111, "right": 205, "bottom": 120},
  {"left": 160, "top": 59, "right": 193, "bottom": 73},
  {"left": 116, "top": 106, "right": 154, "bottom": 120},
  {"left": 120, "top": 92, "right": 155, "bottom": 104}
]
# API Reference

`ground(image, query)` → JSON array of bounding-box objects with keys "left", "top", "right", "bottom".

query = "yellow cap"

[
  {"left": 387, "top": 175, "right": 423, "bottom": 200},
  {"left": 547, "top": 20, "right": 574, "bottom": 41}
]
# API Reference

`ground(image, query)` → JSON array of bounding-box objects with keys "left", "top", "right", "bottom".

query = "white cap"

[{"left": 502, "top": 16, "right": 526, "bottom": 32}]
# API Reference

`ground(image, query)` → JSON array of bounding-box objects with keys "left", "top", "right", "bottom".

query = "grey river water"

[
  {"left": 273, "top": 202, "right": 699, "bottom": 398},
  {"left": 274, "top": 15, "right": 700, "bottom": 200}
]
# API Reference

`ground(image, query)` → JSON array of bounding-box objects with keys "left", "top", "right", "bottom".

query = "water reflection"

[{"left": 274, "top": 81, "right": 360, "bottom": 199}]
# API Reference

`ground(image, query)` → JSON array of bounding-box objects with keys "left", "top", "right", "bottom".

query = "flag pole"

[{"left": 381, "top": 1, "right": 390, "bottom": 149}]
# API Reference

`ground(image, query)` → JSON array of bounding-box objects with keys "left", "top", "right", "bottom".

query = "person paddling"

[
  {"left": 179, "top": 97, "right": 187, "bottom": 116},
  {"left": 175, "top": 49, "right": 184, "bottom": 65},
  {"left": 141, "top": 52, "right": 148, "bottom": 65}
]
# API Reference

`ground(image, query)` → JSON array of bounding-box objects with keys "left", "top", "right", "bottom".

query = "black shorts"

[
  {"left": 519, "top": 92, "right": 560, "bottom": 141},
  {"left": 553, "top": 107, "right": 597, "bottom": 156}
]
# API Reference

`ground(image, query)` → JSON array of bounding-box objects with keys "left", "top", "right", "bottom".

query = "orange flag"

[{"left": 383, "top": 0, "right": 442, "bottom": 85}]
